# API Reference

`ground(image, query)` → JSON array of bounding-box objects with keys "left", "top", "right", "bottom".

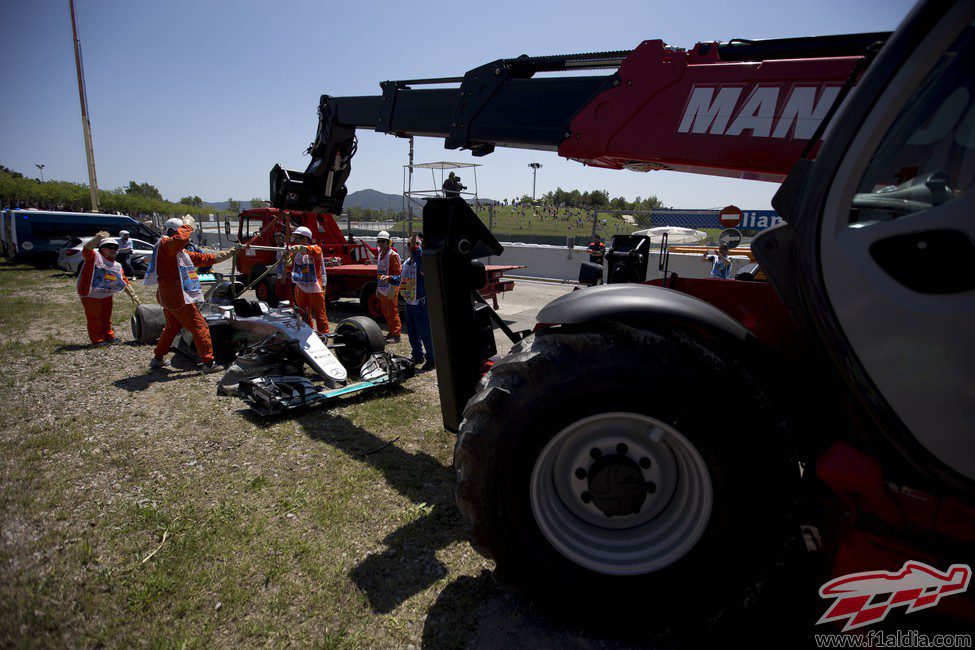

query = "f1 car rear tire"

[
  {"left": 334, "top": 315, "right": 386, "bottom": 374},
  {"left": 454, "top": 322, "right": 798, "bottom": 637},
  {"left": 131, "top": 304, "right": 166, "bottom": 345}
]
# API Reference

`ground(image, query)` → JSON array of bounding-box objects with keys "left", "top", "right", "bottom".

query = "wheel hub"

[
  {"left": 530, "top": 412, "right": 713, "bottom": 576},
  {"left": 584, "top": 452, "right": 647, "bottom": 517}
]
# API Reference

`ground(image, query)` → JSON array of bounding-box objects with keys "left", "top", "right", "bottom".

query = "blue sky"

[{"left": 0, "top": 0, "right": 916, "bottom": 209}]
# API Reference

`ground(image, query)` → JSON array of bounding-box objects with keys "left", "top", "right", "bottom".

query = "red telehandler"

[{"left": 270, "top": 0, "right": 974, "bottom": 636}]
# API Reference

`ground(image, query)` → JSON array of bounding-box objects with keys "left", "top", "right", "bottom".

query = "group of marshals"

[{"left": 77, "top": 217, "right": 431, "bottom": 372}]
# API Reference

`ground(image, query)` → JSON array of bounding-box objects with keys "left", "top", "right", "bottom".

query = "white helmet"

[
  {"left": 164, "top": 217, "right": 183, "bottom": 232},
  {"left": 119, "top": 230, "right": 129, "bottom": 237},
  {"left": 377, "top": 230, "right": 391, "bottom": 240},
  {"left": 292, "top": 226, "right": 313, "bottom": 240}
]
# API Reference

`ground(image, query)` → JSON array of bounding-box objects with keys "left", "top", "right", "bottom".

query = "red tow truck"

[{"left": 232, "top": 207, "right": 521, "bottom": 319}]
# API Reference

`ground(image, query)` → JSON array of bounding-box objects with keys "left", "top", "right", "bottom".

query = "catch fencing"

[{"left": 182, "top": 205, "right": 782, "bottom": 255}]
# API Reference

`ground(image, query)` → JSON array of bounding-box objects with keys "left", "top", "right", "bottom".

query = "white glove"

[{"left": 182, "top": 214, "right": 196, "bottom": 228}]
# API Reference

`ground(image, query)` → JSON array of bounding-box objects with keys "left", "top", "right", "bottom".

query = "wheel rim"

[
  {"left": 335, "top": 322, "right": 367, "bottom": 369},
  {"left": 530, "top": 412, "right": 712, "bottom": 576}
]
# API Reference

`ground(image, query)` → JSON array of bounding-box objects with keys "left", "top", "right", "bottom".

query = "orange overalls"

[
  {"left": 77, "top": 248, "right": 129, "bottom": 343},
  {"left": 376, "top": 247, "right": 402, "bottom": 336},
  {"left": 145, "top": 225, "right": 217, "bottom": 363},
  {"left": 287, "top": 245, "right": 329, "bottom": 333}
]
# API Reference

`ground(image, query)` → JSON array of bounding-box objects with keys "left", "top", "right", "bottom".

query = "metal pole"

[
  {"left": 69, "top": 0, "right": 99, "bottom": 212},
  {"left": 529, "top": 162, "right": 542, "bottom": 201},
  {"left": 407, "top": 137, "right": 414, "bottom": 235}
]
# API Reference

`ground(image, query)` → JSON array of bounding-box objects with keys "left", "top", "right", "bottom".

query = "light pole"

[
  {"left": 529, "top": 162, "right": 542, "bottom": 201},
  {"left": 69, "top": 0, "right": 99, "bottom": 212},
  {"left": 35, "top": 164, "right": 46, "bottom": 182}
]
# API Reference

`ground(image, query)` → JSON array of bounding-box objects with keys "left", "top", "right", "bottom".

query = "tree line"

[
  {"left": 0, "top": 165, "right": 278, "bottom": 218},
  {"left": 0, "top": 166, "right": 215, "bottom": 218},
  {"left": 523, "top": 187, "right": 664, "bottom": 211}
]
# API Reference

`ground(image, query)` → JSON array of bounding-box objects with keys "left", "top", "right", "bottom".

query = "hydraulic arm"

[
  {"left": 270, "top": 31, "right": 888, "bottom": 213},
  {"left": 270, "top": 31, "right": 890, "bottom": 431}
]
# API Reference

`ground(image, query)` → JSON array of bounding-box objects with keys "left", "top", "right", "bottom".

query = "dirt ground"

[{"left": 0, "top": 260, "right": 640, "bottom": 648}]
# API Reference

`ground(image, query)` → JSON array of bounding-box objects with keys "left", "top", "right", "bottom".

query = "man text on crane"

[
  {"left": 144, "top": 215, "right": 238, "bottom": 372},
  {"left": 286, "top": 225, "right": 329, "bottom": 333},
  {"left": 375, "top": 230, "right": 402, "bottom": 343}
]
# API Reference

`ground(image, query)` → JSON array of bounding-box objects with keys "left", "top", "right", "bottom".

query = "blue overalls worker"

[{"left": 400, "top": 233, "right": 435, "bottom": 370}]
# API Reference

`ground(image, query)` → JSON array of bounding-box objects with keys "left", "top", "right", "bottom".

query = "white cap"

[
  {"left": 119, "top": 230, "right": 129, "bottom": 237},
  {"left": 164, "top": 217, "right": 183, "bottom": 232},
  {"left": 377, "top": 230, "right": 391, "bottom": 240},
  {"left": 99, "top": 237, "right": 119, "bottom": 248},
  {"left": 293, "top": 226, "right": 313, "bottom": 239}
]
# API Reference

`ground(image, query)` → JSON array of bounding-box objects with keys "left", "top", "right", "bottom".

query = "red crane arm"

[
  {"left": 561, "top": 40, "right": 861, "bottom": 182},
  {"left": 270, "top": 32, "right": 887, "bottom": 211}
]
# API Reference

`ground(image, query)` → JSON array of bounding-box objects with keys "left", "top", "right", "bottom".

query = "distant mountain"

[
  {"left": 202, "top": 200, "right": 254, "bottom": 212},
  {"left": 345, "top": 189, "right": 423, "bottom": 212}
]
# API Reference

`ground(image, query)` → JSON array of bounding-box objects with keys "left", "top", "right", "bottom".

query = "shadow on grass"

[
  {"left": 54, "top": 343, "right": 97, "bottom": 353},
  {"left": 421, "top": 570, "right": 502, "bottom": 648},
  {"left": 112, "top": 357, "right": 202, "bottom": 392},
  {"left": 246, "top": 404, "right": 467, "bottom": 615}
]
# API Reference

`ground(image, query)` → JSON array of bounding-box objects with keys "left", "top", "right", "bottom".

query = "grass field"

[
  {"left": 0, "top": 260, "right": 531, "bottom": 647},
  {"left": 396, "top": 205, "right": 645, "bottom": 240}
]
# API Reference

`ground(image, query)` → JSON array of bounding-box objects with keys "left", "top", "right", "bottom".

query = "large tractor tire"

[
  {"left": 130, "top": 304, "right": 167, "bottom": 344},
  {"left": 334, "top": 315, "right": 386, "bottom": 374},
  {"left": 454, "top": 322, "right": 798, "bottom": 637}
]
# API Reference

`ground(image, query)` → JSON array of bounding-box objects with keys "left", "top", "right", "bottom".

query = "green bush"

[{"left": 0, "top": 169, "right": 211, "bottom": 218}]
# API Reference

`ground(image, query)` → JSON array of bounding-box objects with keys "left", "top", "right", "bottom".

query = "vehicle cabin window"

[
  {"left": 240, "top": 216, "right": 263, "bottom": 241},
  {"left": 849, "top": 23, "right": 974, "bottom": 224},
  {"left": 132, "top": 240, "right": 154, "bottom": 252},
  {"left": 132, "top": 224, "right": 158, "bottom": 241}
]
